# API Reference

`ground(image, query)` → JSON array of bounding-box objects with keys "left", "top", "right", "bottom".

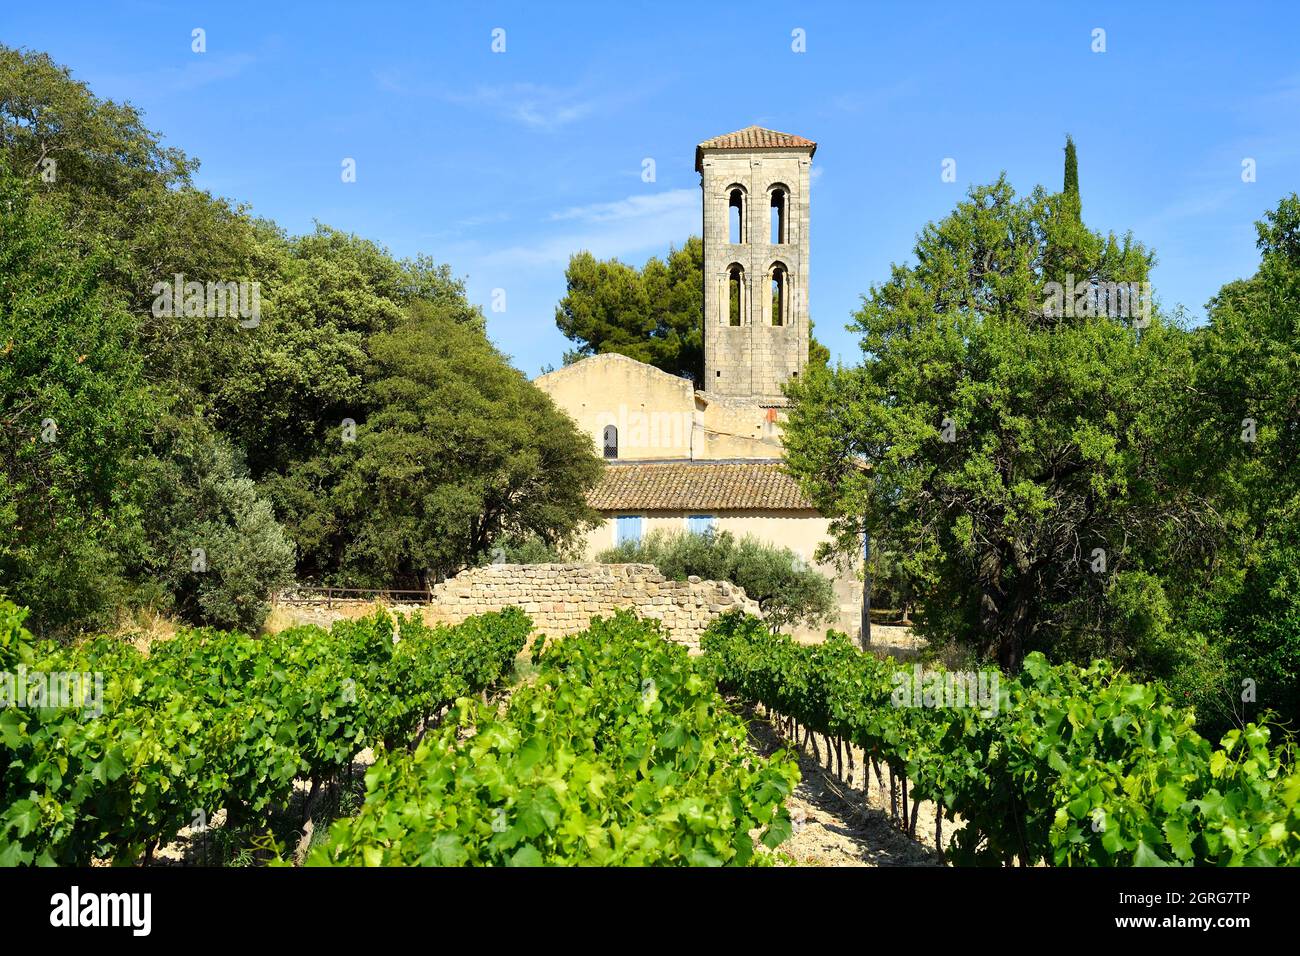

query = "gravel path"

[{"left": 746, "top": 708, "right": 954, "bottom": 866}]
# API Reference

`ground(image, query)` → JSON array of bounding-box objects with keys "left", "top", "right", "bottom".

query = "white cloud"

[
  {"left": 456, "top": 188, "right": 698, "bottom": 273},
  {"left": 166, "top": 52, "right": 257, "bottom": 91},
  {"left": 826, "top": 80, "right": 918, "bottom": 116},
  {"left": 444, "top": 83, "right": 601, "bottom": 130},
  {"left": 549, "top": 188, "right": 697, "bottom": 223},
  {"left": 1141, "top": 186, "right": 1238, "bottom": 230},
  {"left": 374, "top": 72, "right": 661, "bottom": 132},
  {"left": 457, "top": 210, "right": 513, "bottom": 228},
  {"left": 95, "top": 51, "right": 258, "bottom": 97}
]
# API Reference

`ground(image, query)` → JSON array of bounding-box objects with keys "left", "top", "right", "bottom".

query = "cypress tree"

[{"left": 1063, "top": 135, "right": 1080, "bottom": 220}]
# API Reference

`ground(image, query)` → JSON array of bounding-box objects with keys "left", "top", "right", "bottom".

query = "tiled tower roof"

[{"left": 695, "top": 126, "right": 816, "bottom": 169}]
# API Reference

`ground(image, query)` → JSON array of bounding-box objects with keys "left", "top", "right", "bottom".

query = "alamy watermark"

[
  {"left": 891, "top": 663, "right": 999, "bottom": 717},
  {"left": 151, "top": 273, "right": 261, "bottom": 328},
  {"left": 1042, "top": 274, "right": 1152, "bottom": 327},
  {"left": 50, "top": 886, "right": 151, "bottom": 936},
  {"left": 595, "top": 404, "right": 695, "bottom": 455},
  {"left": 1, "top": 664, "right": 104, "bottom": 718}
]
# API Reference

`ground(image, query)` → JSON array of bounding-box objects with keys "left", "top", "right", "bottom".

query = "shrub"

[{"left": 597, "top": 529, "right": 836, "bottom": 631}]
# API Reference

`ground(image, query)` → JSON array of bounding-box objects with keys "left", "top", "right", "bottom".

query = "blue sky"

[{"left": 6, "top": 1, "right": 1299, "bottom": 374}]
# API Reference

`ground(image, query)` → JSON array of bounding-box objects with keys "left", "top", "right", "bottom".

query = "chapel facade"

[{"left": 535, "top": 126, "right": 863, "bottom": 640}]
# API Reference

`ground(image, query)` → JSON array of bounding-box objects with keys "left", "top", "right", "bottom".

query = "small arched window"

[
  {"left": 602, "top": 425, "right": 618, "bottom": 459},
  {"left": 770, "top": 186, "right": 788, "bottom": 244},
  {"left": 770, "top": 263, "right": 787, "bottom": 326},
  {"left": 728, "top": 188, "right": 745, "bottom": 244},
  {"left": 727, "top": 264, "right": 744, "bottom": 326}
]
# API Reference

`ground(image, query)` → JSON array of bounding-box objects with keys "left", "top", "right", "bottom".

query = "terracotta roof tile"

[
  {"left": 695, "top": 126, "right": 817, "bottom": 171},
  {"left": 590, "top": 460, "right": 815, "bottom": 511},
  {"left": 697, "top": 126, "right": 817, "bottom": 151}
]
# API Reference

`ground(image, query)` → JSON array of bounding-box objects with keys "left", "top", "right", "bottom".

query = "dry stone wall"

[{"left": 424, "top": 563, "right": 761, "bottom": 649}]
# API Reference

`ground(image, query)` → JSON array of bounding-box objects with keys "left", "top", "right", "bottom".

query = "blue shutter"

[
  {"left": 687, "top": 515, "right": 715, "bottom": 536},
  {"left": 616, "top": 515, "right": 643, "bottom": 546}
]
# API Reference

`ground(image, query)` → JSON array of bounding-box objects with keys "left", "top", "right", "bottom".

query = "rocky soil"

[{"left": 746, "top": 708, "right": 958, "bottom": 866}]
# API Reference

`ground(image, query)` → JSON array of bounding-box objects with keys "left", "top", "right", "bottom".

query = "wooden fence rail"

[{"left": 274, "top": 586, "right": 430, "bottom": 608}]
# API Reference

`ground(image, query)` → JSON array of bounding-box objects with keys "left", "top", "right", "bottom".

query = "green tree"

[
  {"left": 0, "top": 44, "right": 267, "bottom": 393},
  {"left": 1, "top": 44, "right": 614, "bottom": 631},
  {"left": 556, "top": 239, "right": 704, "bottom": 382},
  {"left": 556, "top": 236, "right": 828, "bottom": 384},
  {"left": 1172, "top": 195, "right": 1300, "bottom": 734},
  {"left": 596, "top": 529, "right": 836, "bottom": 633},
  {"left": 783, "top": 175, "right": 1199, "bottom": 670},
  {"left": 271, "top": 305, "right": 602, "bottom": 588},
  {"left": 0, "top": 46, "right": 193, "bottom": 242},
  {"left": 0, "top": 166, "right": 148, "bottom": 631},
  {"left": 1063, "top": 134, "right": 1080, "bottom": 220},
  {"left": 211, "top": 226, "right": 469, "bottom": 477},
  {"left": 131, "top": 417, "right": 295, "bottom": 631}
]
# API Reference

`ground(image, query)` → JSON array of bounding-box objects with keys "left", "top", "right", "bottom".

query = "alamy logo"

[
  {"left": 890, "top": 664, "right": 1000, "bottom": 716},
  {"left": 151, "top": 273, "right": 261, "bottom": 328},
  {"left": 49, "top": 886, "right": 151, "bottom": 936},
  {"left": 1042, "top": 273, "right": 1152, "bottom": 326},
  {"left": 1, "top": 665, "right": 103, "bottom": 717},
  {"left": 595, "top": 404, "right": 694, "bottom": 454}
]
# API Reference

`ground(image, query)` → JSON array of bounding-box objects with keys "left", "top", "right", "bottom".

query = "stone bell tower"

[{"left": 697, "top": 126, "right": 815, "bottom": 404}]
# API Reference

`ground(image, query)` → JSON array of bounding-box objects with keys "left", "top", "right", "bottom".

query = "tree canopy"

[
  {"left": 0, "top": 165, "right": 148, "bottom": 629},
  {"left": 783, "top": 175, "right": 1197, "bottom": 671},
  {"left": 1171, "top": 195, "right": 1300, "bottom": 732},
  {"left": 556, "top": 239, "right": 706, "bottom": 382},
  {"left": 555, "top": 236, "right": 830, "bottom": 384},
  {"left": 269, "top": 304, "right": 600, "bottom": 589},
  {"left": 781, "top": 155, "right": 1300, "bottom": 736},
  {"left": 0, "top": 44, "right": 602, "bottom": 633}
]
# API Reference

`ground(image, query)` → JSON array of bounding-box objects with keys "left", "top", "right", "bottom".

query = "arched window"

[
  {"left": 727, "top": 264, "right": 744, "bottom": 326},
  {"left": 770, "top": 263, "right": 787, "bottom": 326},
  {"left": 770, "top": 186, "right": 788, "bottom": 244},
  {"left": 602, "top": 425, "right": 618, "bottom": 459},
  {"left": 728, "top": 188, "right": 745, "bottom": 244}
]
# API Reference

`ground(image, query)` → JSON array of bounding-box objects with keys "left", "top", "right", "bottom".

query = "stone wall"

[{"left": 423, "top": 563, "right": 761, "bottom": 649}]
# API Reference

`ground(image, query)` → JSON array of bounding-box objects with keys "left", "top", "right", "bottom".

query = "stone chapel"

[{"left": 534, "top": 126, "right": 863, "bottom": 639}]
